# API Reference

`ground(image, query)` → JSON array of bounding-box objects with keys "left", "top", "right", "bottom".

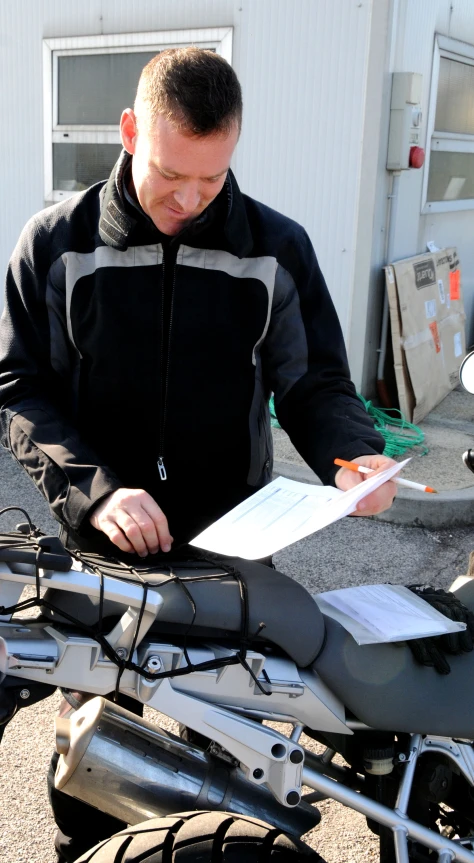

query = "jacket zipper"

[{"left": 157, "top": 245, "right": 177, "bottom": 480}]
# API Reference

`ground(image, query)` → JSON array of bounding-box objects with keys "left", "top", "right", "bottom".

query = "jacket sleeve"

[
  {"left": 261, "top": 227, "right": 385, "bottom": 486},
  {"left": 0, "top": 215, "right": 123, "bottom": 531}
]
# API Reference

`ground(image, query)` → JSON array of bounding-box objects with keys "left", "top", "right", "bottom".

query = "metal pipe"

[
  {"left": 303, "top": 749, "right": 365, "bottom": 792},
  {"left": 377, "top": 170, "right": 401, "bottom": 387},
  {"left": 221, "top": 705, "right": 300, "bottom": 723},
  {"left": 320, "top": 748, "right": 337, "bottom": 765},
  {"left": 302, "top": 765, "right": 474, "bottom": 862},
  {"left": 393, "top": 826, "right": 410, "bottom": 863},
  {"left": 395, "top": 734, "right": 423, "bottom": 815},
  {"left": 438, "top": 852, "right": 455, "bottom": 863},
  {"left": 291, "top": 724, "right": 304, "bottom": 743}
]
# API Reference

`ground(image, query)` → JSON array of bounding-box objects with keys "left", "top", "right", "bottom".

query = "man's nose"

[{"left": 173, "top": 183, "right": 200, "bottom": 213}]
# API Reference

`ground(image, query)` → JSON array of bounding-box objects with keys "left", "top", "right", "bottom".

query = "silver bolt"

[
  {"left": 398, "top": 753, "right": 406, "bottom": 762},
  {"left": 145, "top": 655, "right": 163, "bottom": 674},
  {"left": 19, "top": 689, "right": 30, "bottom": 700},
  {"left": 116, "top": 648, "right": 127, "bottom": 660}
]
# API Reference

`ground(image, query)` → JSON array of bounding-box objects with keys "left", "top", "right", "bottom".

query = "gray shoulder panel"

[
  {"left": 179, "top": 246, "right": 278, "bottom": 365},
  {"left": 61, "top": 245, "right": 163, "bottom": 353}
]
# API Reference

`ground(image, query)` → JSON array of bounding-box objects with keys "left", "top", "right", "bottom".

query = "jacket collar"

[{"left": 99, "top": 150, "right": 254, "bottom": 258}]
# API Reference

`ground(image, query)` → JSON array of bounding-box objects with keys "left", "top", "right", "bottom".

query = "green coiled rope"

[
  {"left": 357, "top": 395, "right": 427, "bottom": 457},
  {"left": 269, "top": 394, "right": 427, "bottom": 457}
]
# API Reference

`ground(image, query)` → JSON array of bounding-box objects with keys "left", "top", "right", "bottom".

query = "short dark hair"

[{"left": 134, "top": 47, "right": 242, "bottom": 136}]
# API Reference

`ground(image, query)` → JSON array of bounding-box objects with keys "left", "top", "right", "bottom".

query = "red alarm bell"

[{"left": 409, "top": 146, "right": 425, "bottom": 169}]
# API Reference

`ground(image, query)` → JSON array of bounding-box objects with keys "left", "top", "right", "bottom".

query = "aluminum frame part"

[
  {"left": 171, "top": 649, "right": 350, "bottom": 734},
  {"left": 301, "top": 764, "right": 474, "bottom": 862},
  {"left": 393, "top": 826, "right": 410, "bottom": 863},
  {"left": 0, "top": 560, "right": 163, "bottom": 619},
  {"left": 395, "top": 734, "right": 423, "bottom": 815},
  {"left": 146, "top": 678, "right": 305, "bottom": 807},
  {"left": 0, "top": 623, "right": 58, "bottom": 670}
]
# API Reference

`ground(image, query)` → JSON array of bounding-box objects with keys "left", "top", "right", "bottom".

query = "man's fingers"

[
  {"left": 354, "top": 480, "right": 397, "bottom": 515},
  {"left": 115, "top": 511, "right": 149, "bottom": 557},
  {"left": 89, "top": 489, "right": 173, "bottom": 556},
  {"left": 127, "top": 510, "right": 161, "bottom": 556},
  {"left": 103, "top": 522, "right": 135, "bottom": 554},
  {"left": 142, "top": 500, "right": 173, "bottom": 552}
]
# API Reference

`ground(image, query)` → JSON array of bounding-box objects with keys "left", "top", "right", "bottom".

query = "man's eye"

[{"left": 157, "top": 169, "right": 175, "bottom": 180}]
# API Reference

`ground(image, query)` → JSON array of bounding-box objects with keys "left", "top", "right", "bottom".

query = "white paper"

[
  {"left": 427, "top": 240, "right": 441, "bottom": 252},
  {"left": 191, "top": 460, "right": 408, "bottom": 559},
  {"left": 314, "top": 583, "right": 466, "bottom": 645}
]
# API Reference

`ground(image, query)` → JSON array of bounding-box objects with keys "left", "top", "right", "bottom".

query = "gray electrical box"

[{"left": 387, "top": 72, "right": 423, "bottom": 171}]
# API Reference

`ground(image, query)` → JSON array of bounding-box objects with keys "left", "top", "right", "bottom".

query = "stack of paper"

[
  {"left": 191, "top": 460, "right": 407, "bottom": 559},
  {"left": 314, "top": 584, "right": 467, "bottom": 645}
]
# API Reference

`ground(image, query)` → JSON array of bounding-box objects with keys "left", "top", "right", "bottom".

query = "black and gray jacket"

[{"left": 0, "top": 151, "right": 383, "bottom": 553}]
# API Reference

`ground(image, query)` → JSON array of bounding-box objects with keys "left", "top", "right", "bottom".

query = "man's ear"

[{"left": 120, "top": 109, "right": 138, "bottom": 154}]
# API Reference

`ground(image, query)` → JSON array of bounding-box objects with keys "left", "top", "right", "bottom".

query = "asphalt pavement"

[{"left": 274, "top": 385, "right": 474, "bottom": 529}]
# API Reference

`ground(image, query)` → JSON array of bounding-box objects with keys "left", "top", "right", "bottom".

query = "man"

[{"left": 0, "top": 48, "right": 396, "bottom": 859}]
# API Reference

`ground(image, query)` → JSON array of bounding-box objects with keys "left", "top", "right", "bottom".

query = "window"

[
  {"left": 423, "top": 35, "right": 474, "bottom": 213},
  {"left": 43, "top": 28, "right": 233, "bottom": 203}
]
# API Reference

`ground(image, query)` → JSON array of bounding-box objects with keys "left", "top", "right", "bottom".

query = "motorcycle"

[{"left": 2, "top": 358, "right": 474, "bottom": 862}]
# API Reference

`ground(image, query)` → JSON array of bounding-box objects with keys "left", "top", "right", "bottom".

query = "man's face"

[{"left": 120, "top": 110, "right": 239, "bottom": 236}]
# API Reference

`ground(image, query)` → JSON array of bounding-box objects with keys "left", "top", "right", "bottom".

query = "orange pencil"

[{"left": 334, "top": 458, "right": 437, "bottom": 494}]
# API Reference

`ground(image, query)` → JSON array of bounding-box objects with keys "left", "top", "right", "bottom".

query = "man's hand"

[
  {"left": 335, "top": 454, "right": 397, "bottom": 516},
  {"left": 89, "top": 488, "right": 173, "bottom": 557}
]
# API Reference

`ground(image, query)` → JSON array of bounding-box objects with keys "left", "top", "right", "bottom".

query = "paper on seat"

[{"left": 314, "top": 583, "right": 466, "bottom": 644}]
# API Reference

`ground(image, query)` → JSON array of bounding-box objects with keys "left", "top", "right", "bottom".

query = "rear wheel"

[{"left": 74, "top": 810, "right": 325, "bottom": 862}]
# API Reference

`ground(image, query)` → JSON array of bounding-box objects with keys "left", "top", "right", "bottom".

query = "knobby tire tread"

[{"left": 78, "top": 811, "right": 324, "bottom": 863}]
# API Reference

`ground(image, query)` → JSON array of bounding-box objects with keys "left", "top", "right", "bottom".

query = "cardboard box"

[{"left": 384, "top": 248, "right": 466, "bottom": 424}]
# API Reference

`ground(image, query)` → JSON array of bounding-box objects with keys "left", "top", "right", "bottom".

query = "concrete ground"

[
  {"left": 273, "top": 385, "right": 474, "bottom": 528},
  {"left": 1, "top": 428, "right": 474, "bottom": 862}
]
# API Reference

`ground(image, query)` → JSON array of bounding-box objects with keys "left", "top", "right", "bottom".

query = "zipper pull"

[{"left": 157, "top": 457, "right": 167, "bottom": 481}]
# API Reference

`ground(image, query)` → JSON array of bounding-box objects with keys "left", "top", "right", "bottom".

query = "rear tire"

[{"left": 74, "top": 810, "right": 325, "bottom": 862}]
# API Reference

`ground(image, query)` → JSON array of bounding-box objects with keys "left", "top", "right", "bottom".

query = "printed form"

[
  {"left": 191, "top": 460, "right": 407, "bottom": 559},
  {"left": 315, "top": 584, "right": 466, "bottom": 644}
]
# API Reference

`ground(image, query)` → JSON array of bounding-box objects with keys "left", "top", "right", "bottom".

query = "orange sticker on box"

[
  {"left": 429, "top": 321, "right": 441, "bottom": 353},
  {"left": 450, "top": 269, "right": 461, "bottom": 300}
]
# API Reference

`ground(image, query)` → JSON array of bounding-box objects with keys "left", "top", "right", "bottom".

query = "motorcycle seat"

[
  {"left": 41, "top": 557, "right": 326, "bottom": 668},
  {"left": 313, "top": 612, "right": 474, "bottom": 738}
]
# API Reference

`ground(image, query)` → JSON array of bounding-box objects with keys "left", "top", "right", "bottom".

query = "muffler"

[{"left": 54, "top": 697, "right": 319, "bottom": 837}]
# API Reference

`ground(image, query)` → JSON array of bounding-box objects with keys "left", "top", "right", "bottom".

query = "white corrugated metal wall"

[
  {"left": 0, "top": 0, "right": 379, "bottom": 389},
  {"left": 379, "top": 0, "right": 474, "bottom": 346}
]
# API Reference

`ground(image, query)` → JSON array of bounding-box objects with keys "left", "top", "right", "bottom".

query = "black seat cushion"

[
  {"left": 313, "top": 615, "right": 474, "bottom": 738},
  {"left": 42, "top": 556, "right": 325, "bottom": 667}
]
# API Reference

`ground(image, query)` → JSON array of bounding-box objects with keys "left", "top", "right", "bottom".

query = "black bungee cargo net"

[{"left": 0, "top": 507, "right": 271, "bottom": 699}]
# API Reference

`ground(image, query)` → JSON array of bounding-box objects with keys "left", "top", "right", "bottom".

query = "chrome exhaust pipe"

[{"left": 54, "top": 697, "right": 319, "bottom": 837}]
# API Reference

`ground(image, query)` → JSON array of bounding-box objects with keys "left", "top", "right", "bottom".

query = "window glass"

[
  {"left": 58, "top": 51, "right": 158, "bottom": 125},
  {"left": 427, "top": 151, "right": 474, "bottom": 201},
  {"left": 53, "top": 142, "right": 123, "bottom": 191},
  {"left": 435, "top": 57, "right": 474, "bottom": 135}
]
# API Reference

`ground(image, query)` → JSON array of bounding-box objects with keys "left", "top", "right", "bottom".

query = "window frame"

[
  {"left": 422, "top": 34, "right": 474, "bottom": 214},
  {"left": 43, "top": 27, "right": 233, "bottom": 202}
]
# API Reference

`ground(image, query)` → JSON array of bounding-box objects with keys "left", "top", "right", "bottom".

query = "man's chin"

[{"left": 155, "top": 214, "right": 192, "bottom": 236}]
